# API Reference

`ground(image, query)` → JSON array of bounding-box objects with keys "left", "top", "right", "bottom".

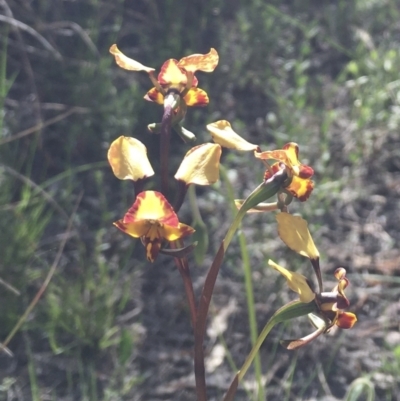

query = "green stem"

[
  {"left": 220, "top": 166, "right": 264, "bottom": 401},
  {"left": 223, "top": 301, "right": 316, "bottom": 401},
  {"left": 192, "top": 171, "right": 285, "bottom": 400}
]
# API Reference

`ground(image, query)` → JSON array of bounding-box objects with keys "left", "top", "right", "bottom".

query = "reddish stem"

[
  {"left": 160, "top": 103, "right": 173, "bottom": 197},
  {"left": 171, "top": 238, "right": 207, "bottom": 400},
  {"left": 193, "top": 244, "right": 226, "bottom": 401},
  {"left": 223, "top": 374, "right": 239, "bottom": 401},
  {"left": 172, "top": 241, "right": 197, "bottom": 330}
]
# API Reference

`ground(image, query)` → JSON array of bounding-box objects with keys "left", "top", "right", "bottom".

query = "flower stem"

[
  {"left": 194, "top": 206, "right": 247, "bottom": 401},
  {"left": 172, "top": 241, "right": 197, "bottom": 330},
  {"left": 193, "top": 172, "right": 284, "bottom": 401},
  {"left": 160, "top": 103, "right": 173, "bottom": 197},
  {"left": 220, "top": 166, "right": 264, "bottom": 401}
]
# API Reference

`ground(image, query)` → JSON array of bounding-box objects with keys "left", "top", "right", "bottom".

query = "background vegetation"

[{"left": 0, "top": 0, "right": 399, "bottom": 400}]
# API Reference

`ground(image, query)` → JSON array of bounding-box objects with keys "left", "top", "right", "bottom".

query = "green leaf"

[
  {"left": 192, "top": 219, "right": 208, "bottom": 264},
  {"left": 118, "top": 328, "right": 134, "bottom": 366}
]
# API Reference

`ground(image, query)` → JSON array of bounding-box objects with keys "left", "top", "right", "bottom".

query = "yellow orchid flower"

[
  {"left": 255, "top": 143, "right": 314, "bottom": 201},
  {"left": 114, "top": 191, "right": 195, "bottom": 262},
  {"left": 107, "top": 136, "right": 154, "bottom": 181},
  {"left": 110, "top": 45, "right": 218, "bottom": 107}
]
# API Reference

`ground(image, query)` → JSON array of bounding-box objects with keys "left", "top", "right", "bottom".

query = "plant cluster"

[{"left": 107, "top": 46, "right": 357, "bottom": 400}]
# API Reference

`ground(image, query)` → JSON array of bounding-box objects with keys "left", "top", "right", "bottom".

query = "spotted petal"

[
  {"left": 264, "top": 162, "right": 314, "bottom": 201},
  {"left": 144, "top": 87, "right": 164, "bottom": 104},
  {"left": 175, "top": 143, "right": 222, "bottom": 185},
  {"left": 206, "top": 120, "right": 259, "bottom": 151},
  {"left": 255, "top": 143, "right": 314, "bottom": 178},
  {"left": 114, "top": 219, "right": 152, "bottom": 239},
  {"left": 108, "top": 136, "right": 154, "bottom": 181},
  {"left": 268, "top": 260, "right": 315, "bottom": 303},
  {"left": 163, "top": 223, "right": 195, "bottom": 241},
  {"left": 123, "top": 191, "right": 179, "bottom": 227},
  {"left": 286, "top": 176, "right": 314, "bottom": 201},
  {"left": 109, "top": 44, "right": 155, "bottom": 72},
  {"left": 115, "top": 219, "right": 194, "bottom": 243},
  {"left": 183, "top": 87, "right": 209, "bottom": 106},
  {"left": 178, "top": 48, "right": 219, "bottom": 73}
]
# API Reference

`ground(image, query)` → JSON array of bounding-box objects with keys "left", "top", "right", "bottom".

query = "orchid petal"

[
  {"left": 175, "top": 143, "right": 222, "bottom": 185},
  {"left": 108, "top": 136, "right": 154, "bottom": 181},
  {"left": 109, "top": 44, "right": 155, "bottom": 72},
  {"left": 276, "top": 213, "right": 320, "bottom": 259},
  {"left": 123, "top": 191, "right": 179, "bottom": 227},
  {"left": 336, "top": 312, "right": 357, "bottom": 329},
  {"left": 281, "top": 326, "right": 325, "bottom": 350},
  {"left": 158, "top": 59, "right": 187, "bottom": 88},
  {"left": 178, "top": 48, "right": 219, "bottom": 73},
  {"left": 183, "top": 87, "right": 209, "bottom": 106},
  {"left": 234, "top": 200, "right": 278, "bottom": 213},
  {"left": 268, "top": 260, "right": 315, "bottom": 303},
  {"left": 163, "top": 223, "right": 195, "bottom": 241},
  {"left": 255, "top": 148, "right": 292, "bottom": 166},
  {"left": 206, "top": 120, "right": 259, "bottom": 151},
  {"left": 144, "top": 87, "right": 164, "bottom": 104},
  {"left": 286, "top": 176, "right": 314, "bottom": 202},
  {"left": 113, "top": 219, "right": 148, "bottom": 238}
]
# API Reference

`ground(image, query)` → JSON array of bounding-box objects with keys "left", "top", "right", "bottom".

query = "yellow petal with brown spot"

[
  {"left": 286, "top": 176, "right": 314, "bottom": 202},
  {"left": 124, "top": 191, "right": 179, "bottom": 227},
  {"left": 162, "top": 223, "right": 195, "bottom": 241},
  {"left": 178, "top": 48, "right": 219, "bottom": 73},
  {"left": 144, "top": 87, "right": 164, "bottom": 104},
  {"left": 158, "top": 59, "right": 187, "bottom": 89},
  {"left": 183, "top": 87, "right": 209, "bottom": 106}
]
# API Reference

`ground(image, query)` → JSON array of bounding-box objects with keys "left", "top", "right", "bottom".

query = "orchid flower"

[
  {"left": 255, "top": 143, "right": 314, "bottom": 202},
  {"left": 268, "top": 260, "right": 357, "bottom": 349},
  {"left": 114, "top": 191, "right": 195, "bottom": 262},
  {"left": 109, "top": 45, "right": 219, "bottom": 108}
]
